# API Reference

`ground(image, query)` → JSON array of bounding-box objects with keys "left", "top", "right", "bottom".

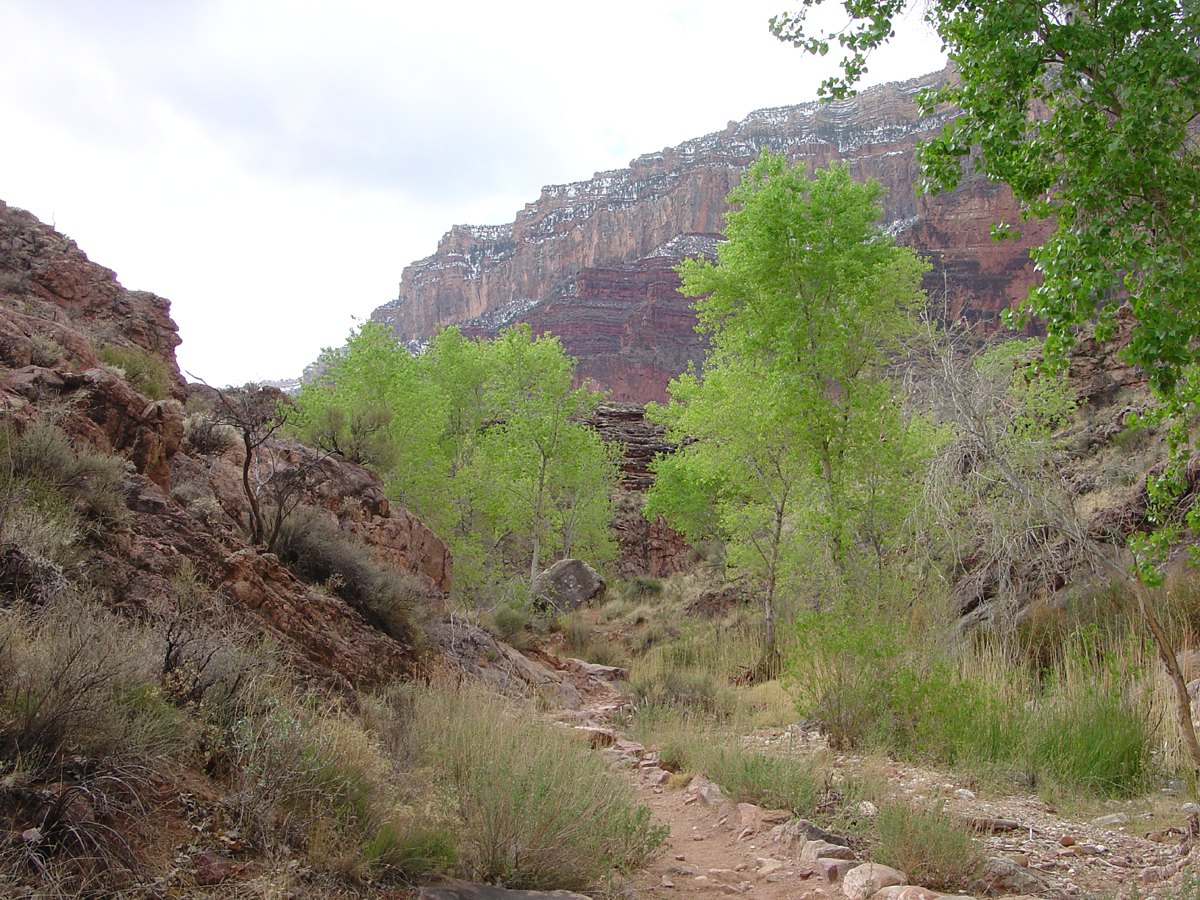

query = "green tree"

[
  {"left": 771, "top": 0, "right": 1199, "bottom": 396},
  {"left": 649, "top": 156, "right": 929, "bottom": 677},
  {"left": 772, "top": 0, "right": 1200, "bottom": 769},
  {"left": 296, "top": 322, "right": 618, "bottom": 605},
  {"left": 648, "top": 358, "right": 809, "bottom": 678},
  {"left": 477, "top": 326, "right": 616, "bottom": 588}
]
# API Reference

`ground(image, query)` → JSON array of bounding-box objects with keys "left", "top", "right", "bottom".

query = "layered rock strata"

[{"left": 373, "top": 66, "right": 1051, "bottom": 401}]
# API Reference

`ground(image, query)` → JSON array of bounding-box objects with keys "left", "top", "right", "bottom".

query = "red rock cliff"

[{"left": 372, "top": 67, "right": 1050, "bottom": 400}]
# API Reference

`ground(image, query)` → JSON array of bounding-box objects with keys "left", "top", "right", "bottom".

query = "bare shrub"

[
  {"left": 182, "top": 411, "right": 238, "bottom": 455},
  {"left": 0, "top": 594, "right": 190, "bottom": 768}
]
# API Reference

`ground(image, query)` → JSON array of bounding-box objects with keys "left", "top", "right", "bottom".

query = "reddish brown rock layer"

[
  {"left": 374, "top": 67, "right": 1049, "bottom": 401},
  {"left": 0, "top": 202, "right": 453, "bottom": 688},
  {"left": 0, "top": 200, "right": 185, "bottom": 393}
]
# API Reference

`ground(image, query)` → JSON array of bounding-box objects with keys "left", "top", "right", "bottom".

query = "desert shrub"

[
  {"left": 628, "top": 669, "right": 736, "bottom": 719},
  {"left": 29, "top": 333, "right": 63, "bottom": 367},
  {"left": 789, "top": 606, "right": 1160, "bottom": 795},
  {"left": 0, "top": 595, "right": 190, "bottom": 768},
  {"left": 411, "top": 686, "right": 667, "bottom": 890},
  {"left": 601, "top": 598, "right": 632, "bottom": 622},
  {"left": 701, "top": 741, "right": 823, "bottom": 814},
  {"left": 874, "top": 801, "right": 984, "bottom": 892},
  {"left": 227, "top": 693, "right": 388, "bottom": 853},
  {"left": 364, "top": 819, "right": 457, "bottom": 877},
  {"left": 490, "top": 605, "right": 530, "bottom": 644},
  {"left": 183, "top": 411, "right": 238, "bottom": 454},
  {"left": 562, "top": 613, "right": 593, "bottom": 656},
  {"left": 360, "top": 680, "right": 418, "bottom": 770},
  {"left": 632, "top": 575, "right": 664, "bottom": 597},
  {"left": 0, "top": 269, "right": 33, "bottom": 295},
  {"left": 1, "top": 418, "right": 129, "bottom": 527},
  {"left": 273, "top": 508, "right": 420, "bottom": 644},
  {"left": 97, "top": 345, "right": 173, "bottom": 400}
]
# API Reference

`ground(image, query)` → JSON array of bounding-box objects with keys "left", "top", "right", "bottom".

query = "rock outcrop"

[
  {"left": 0, "top": 200, "right": 185, "bottom": 394},
  {"left": 373, "top": 66, "right": 1051, "bottom": 401},
  {"left": 0, "top": 202, "right": 451, "bottom": 688}
]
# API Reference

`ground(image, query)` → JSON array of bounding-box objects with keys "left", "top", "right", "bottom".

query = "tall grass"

[
  {"left": 408, "top": 685, "right": 667, "bottom": 890},
  {"left": 786, "top": 601, "right": 1161, "bottom": 796}
]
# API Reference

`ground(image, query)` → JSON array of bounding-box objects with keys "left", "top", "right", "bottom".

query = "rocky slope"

[
  {"left": 373, "top": 66, "right": 1053, "bottom": 401},
  {"left": 0, "top": 199, "right": 449, "bottom": 687}
]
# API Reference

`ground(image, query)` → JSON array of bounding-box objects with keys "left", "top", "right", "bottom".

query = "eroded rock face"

[
  {"left": 0, "top": 202, "right": 452, "bottom": 688},
  {"left": 373, "top": 67, "right": 1048, "bottom": 401},
  {"left": 0, "top": 200, "right": 185, "bottom": 393}
]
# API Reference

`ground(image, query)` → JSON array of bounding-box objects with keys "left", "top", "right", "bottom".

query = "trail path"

[{"left": 549, "top": 670, "right": 1200, "bottom": 900}]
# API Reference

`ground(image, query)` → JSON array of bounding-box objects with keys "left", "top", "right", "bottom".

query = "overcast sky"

[{"left": 0, "top": 0, "right": 945, "bottom": 386}]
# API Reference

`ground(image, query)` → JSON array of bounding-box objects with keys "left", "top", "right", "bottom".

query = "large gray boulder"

[{"left": 531, "top": 558, "right": 606, "bottom": 613}]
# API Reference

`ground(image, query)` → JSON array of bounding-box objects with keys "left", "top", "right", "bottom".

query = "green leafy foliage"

[
  {"left": 296, "top": 322, "right": 618, "bottom": 604},
  {"left": 97, "top": 345, "right": 173, "bottom": 401},
  {"left": 648, "top": 156, "right": 931, "bottom": 669},
  {"left": 772, "top": 0, "right": 1200, "bottom": 570}
]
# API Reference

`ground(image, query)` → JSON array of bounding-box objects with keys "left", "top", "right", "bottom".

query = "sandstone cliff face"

[{"left": 373, "top": 67, "right": 1048, "bottom": 401}]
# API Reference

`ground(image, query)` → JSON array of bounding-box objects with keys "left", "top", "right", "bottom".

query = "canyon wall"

[{"left": 373, "top": 66, "right": 1052, "bottom": 401}]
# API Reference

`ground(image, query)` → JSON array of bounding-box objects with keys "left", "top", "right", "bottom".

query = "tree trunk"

[
  {"left": 1093, "top": 554, "right": 1200, "bottom": 771},
  {"left": 528, "top": 455, "right": 548, "bottom": 589},
  {"left": 242, "top": 433, "right": 264, "bottom": 545}
]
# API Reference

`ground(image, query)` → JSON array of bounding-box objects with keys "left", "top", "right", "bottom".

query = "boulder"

[
  {"left": 971, "top": 856, "right": 1056, "bottom": 897},
  {"left": 531, "top": 558, "right": 606, "bottom": 612},
  {"left": 842, "top": 863, "right": 908, "bottom": 900},
  {"left": 771, "top": 818, "right": 851, "bottom": 854},
  {"left": 802, "top": 839, "right": 856, "bottom": 862}
]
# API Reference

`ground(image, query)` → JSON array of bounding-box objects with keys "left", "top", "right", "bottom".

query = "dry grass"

[{"left": 408, "top": 684, "right": 667, "bottom": 890}]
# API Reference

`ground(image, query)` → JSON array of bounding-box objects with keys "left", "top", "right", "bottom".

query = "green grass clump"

[
  {"left": 98, "top": 345, "right": 173, "bottom": 400},
  {"left": 874, "top": 801, "right": 984, "bottom": 893},
  {"left": 787, "top": 605, "right": 1160, "bottom": 797},
  {"left": 700, "top": 741, "right": 823, "bottom": 813},
  {"left": 410, "top": 686, "right": 667, "bottom": 890}
]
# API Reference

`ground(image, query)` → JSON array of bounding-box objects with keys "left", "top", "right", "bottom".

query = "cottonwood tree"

[
  {"left": 478, "top": 326, "right": 615, "bottom": 589},
  {"left": 772, "top": 0, "right": 1200, "bottom": 767},
  {"left": 649, "top": 156, "right": 930, "bottom": 678},
  {"left": 295, "top": 322, "right": 618, "bottom": 604}
]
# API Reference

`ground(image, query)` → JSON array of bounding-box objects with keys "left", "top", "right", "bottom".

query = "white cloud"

[{"left": 0, "top": 0, "right": 943, "bottom": 385}]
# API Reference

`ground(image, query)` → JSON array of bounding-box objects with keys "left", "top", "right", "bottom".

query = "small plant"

[
  {"left": 183, "top": 411, "right": 238, "bottom": 454},
  {"left": 874, "top": 800, "right": 984, "bottom": 892},
  {"left": 273, "top": 508, "right": 423, "bottom": 644},
  {"left": 700, "top": 742, "right": 823, "bottom": 814},
  {"left": 491, "top": 605, "right": 530, "bottom": 644},
  {"left": 562, "top": 613, "right": 594, "bottom": 656},
  {"left": 97, "top": 345, "right": 173, "bottom": 401},
  {"left": 632, "top": 575, "right": 664, "bottom": 597},
  {"left": 0, "top": 269, "right": 33, "bottom": 295},
  {"left": 409, "top": 686, "right": 667, "bottom": 890},
  {"left": 1, "top": 417, "right": 129, "bottom": 528},
  {"left": 29, "top": 333, "right": 63, "bottom": 367}
]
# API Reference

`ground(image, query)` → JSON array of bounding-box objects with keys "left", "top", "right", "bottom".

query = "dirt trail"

[{"left": 556, "top": 687, "right": 1200, "bottom": 900}]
